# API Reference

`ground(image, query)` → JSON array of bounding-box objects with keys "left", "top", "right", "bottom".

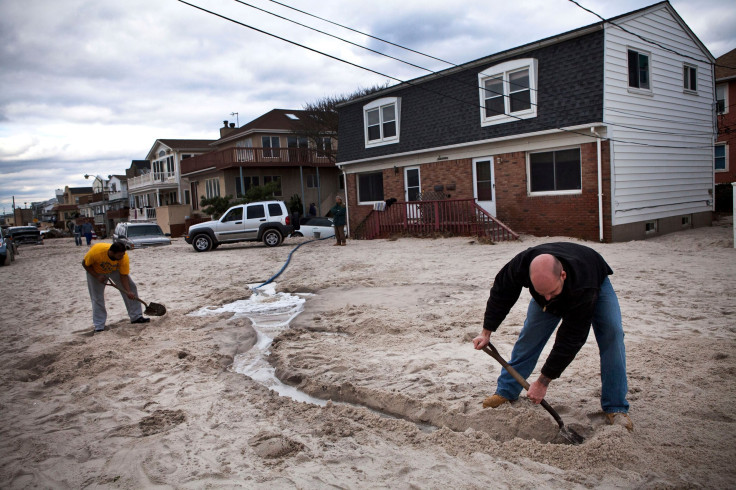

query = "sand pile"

[{"left": 0, "top": 216, "right": 734, "bottom": 488}]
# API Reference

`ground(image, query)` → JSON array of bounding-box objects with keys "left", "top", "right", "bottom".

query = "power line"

[
  {"left": 567, "top": 0, "right": 736, "bottom": 70},
  {"left": 178, "top": 1, "right": 716, "bottom": 149},
  {"left": 262, "top": 1, "right": 722, "bottom": 136},
  {"left": 258, "top": 0, "right": 723, "bottom": 133}
]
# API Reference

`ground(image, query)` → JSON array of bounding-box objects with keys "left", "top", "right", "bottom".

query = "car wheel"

[
  {"left": 262, "top": 229, "right": 283, "bottom": 247},
  {"left": 291, "top": 232, "right": 303, "bottom": 238},
  {"left": 192, "top": 234, "right": 213, "bottom": 252},
  {"left": 2, "top": 253, "right": 9, "bottom": 266}
]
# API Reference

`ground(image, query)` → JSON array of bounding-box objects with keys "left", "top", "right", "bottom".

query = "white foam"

[{"left": 190, "top": 283, "right": 326, "bottom": 406}]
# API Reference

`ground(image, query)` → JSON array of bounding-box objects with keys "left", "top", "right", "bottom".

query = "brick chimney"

[{"left": 220, "top": 120, "right": 238, "bottom": 138}]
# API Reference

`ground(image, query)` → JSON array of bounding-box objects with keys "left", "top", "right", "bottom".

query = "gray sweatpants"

[{"left": 86, "top": 270, "right": 143, "bottom": 329}]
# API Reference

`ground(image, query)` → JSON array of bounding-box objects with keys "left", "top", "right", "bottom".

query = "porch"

[
  {"left": 352, "top": 199, "right": 519, "bottom": 241},
  {"left": 129, "top": 207, "right": 157, "bottom": 222},
  {"left": 180, "top": 147, "right": 334, "bottom": 174}
]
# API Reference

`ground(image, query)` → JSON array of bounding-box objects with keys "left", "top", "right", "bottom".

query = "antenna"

[{"left": 230, "top": 112, "right": 239, "bottom": 127}]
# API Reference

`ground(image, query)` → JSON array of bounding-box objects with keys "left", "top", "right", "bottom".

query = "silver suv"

[
  {"left": 185, "top": 200, "right": 293, "bottom": 252},
  {"left": 113, "top": 222, "right": 171, "bottom": 249}
]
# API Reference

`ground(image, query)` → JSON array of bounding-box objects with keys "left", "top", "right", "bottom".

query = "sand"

[{"left": 1, "top": 216, "right": 735, "bottom": 488}]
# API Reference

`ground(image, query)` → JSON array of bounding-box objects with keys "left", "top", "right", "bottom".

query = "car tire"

[
  {"left": 2, "top": 253, "right": 9, "bottom": 266},
  {"left": 192, "top": 234, "right": 213, "bottom": 252},
  {"left": 262, "top": 229, "right": 282, "bottom": 247},
  {"left": 291, "top": 232, "right": 303, "bottom": 238}
]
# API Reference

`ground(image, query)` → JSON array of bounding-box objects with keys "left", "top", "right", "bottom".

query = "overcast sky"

[{"left": 1, "top": 0, "right": 734, "bottom": 212}]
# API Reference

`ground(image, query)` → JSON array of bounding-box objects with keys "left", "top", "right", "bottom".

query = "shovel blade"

[
  {"left": 145, "top": 302, "right": 167, "bottom": 316},
  {"left": 559, "top": 426, "right": 585, "bottom": 445}
]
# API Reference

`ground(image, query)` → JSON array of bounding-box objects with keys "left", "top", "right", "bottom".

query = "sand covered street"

[{"left": 1, "top": 219, "right": 735, "bottom": 488}]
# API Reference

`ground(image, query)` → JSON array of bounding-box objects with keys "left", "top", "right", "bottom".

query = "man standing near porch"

[
  {"left": 82, "top": 241, "right": 150, "bottom": 332},
  {"left": 328, "top": 196, "right": 347, "bottom": 246},
  {"left": 472, "top": 242, "right": 632, "bottom": 430}
]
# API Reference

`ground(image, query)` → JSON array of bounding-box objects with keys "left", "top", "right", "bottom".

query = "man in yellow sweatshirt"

[{"left": 82, "top": 241, "right": 149, "bottom": 332}]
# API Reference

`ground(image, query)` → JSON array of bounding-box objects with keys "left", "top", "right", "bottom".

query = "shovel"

[
  {"left": 106, "top": 280, "right": 167, "bottom": 316},
  {"left": 482, "top": 343, "right": 584, "bottom": 445}
]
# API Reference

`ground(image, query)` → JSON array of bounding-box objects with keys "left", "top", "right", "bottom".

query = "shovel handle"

[
  {"left": 106, "top": 280, "right": 147, "bottom": 307},
  {"left": 482, "top": 343, "right": 565, "bottom": 429}
]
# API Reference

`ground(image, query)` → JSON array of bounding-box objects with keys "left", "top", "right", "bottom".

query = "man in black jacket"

[{"left": 472, "top": 242, "right": 632, "bottom": 430}]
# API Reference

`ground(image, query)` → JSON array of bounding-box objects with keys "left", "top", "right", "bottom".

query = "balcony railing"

[
  {"left": 352, "top": 199, "right": 519, "bottom": 242},
  {"left": 181, "top": 147, "right": 334, "bottom": 175},
  {"left": 129, "top": 207, "right": 157, "bottom": 222},
  {"left": 128, "top": 172, "right": 177, "bottom": 190}
]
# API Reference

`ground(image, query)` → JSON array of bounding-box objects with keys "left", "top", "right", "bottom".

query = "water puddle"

[{"left": 190, "top": 283, "right": 437, "bottom": 432}]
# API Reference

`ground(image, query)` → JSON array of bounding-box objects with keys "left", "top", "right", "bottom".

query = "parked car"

[
  {"left": 5, "top": 226, "right": 43, "bottom": 245},
  {"left": 291, "top": 217, "right": 342, "bottom": 239},
  {"left": 113, "top": 222, "right": 171, "bottom": 249},
  {"left": 1, "top": 228, "right": 17, "bottom": 266},
  {"left": 185, "top": 200, "right": 293, "bottom": 252}
]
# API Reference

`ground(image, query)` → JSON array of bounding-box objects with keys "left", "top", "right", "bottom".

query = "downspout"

[
  {"left": 341, "top": 166, "right": 350, "bottom": 238},
  {"left": 591, "top": 127, "right": 604, "bottom": 242},
  {"left": 239, "top": 166, "right": 245, "bottom": 198}
]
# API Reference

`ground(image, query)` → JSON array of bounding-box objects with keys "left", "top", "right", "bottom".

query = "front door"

[
  {"left": 473, "top": 157, "right": 496, "bottom": 216},
  {"left": 216, "top": 206, "right": 246, "bottom": 241},
  {"left": 404, "top": 167, "right": 421, "bottom": 220}
]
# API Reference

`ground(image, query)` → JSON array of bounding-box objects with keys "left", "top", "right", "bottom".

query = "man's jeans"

[
  {"left": 86, "top": 270, "right": 143, "bottom": 329},
  {"left": 495, "top": 277, "right": 629, "bottom": 414}
]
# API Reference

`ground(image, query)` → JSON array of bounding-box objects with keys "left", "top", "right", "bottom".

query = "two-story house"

[
  {"left": 715, "top": 48, "right": 736, "bottom": 211},
  {"left": 337, "top": 1, "right": 715, "bottom": 242},
  {"left": 127, "top": 139, "right": 214, "bottom": 235},
  {"left": 180, "top": 109, "right": 340, "bottom": 217}
]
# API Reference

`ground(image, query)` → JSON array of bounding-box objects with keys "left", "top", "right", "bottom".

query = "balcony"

[
  {"left": 180, "top": 147, "right": 335, "bottom": 175},
  {"left": 128, "top": 172, "right": 177, "bottom": 191}
]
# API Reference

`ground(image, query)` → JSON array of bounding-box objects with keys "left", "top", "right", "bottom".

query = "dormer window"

[
  {"left": 364, "top": 97, "right": 400, "bottom": 147},
  {"left": 479, "top": 58, "right": 538, "bottom": 126}
]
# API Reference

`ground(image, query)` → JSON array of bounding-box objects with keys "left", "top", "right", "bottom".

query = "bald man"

[{"left": 472, "top": 242, "right": 632, "bottom": 430}]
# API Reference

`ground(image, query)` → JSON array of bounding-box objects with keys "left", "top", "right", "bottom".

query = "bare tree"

[{"left": 295, "top": 83, "right": 391, "bottom": 163}]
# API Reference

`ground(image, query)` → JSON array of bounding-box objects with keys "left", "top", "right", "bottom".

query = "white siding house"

[{"left": 604, "top": 4, "right": 715, "bottom": 229}]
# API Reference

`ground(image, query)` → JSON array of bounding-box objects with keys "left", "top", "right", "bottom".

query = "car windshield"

[{"left": 127, "top": 225, "right": 164, "bottom": 237}]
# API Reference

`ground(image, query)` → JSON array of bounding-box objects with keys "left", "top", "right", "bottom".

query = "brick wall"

[
  {"left": 346, "top": 141, "right": 613, "bottom": 241},
  {"left": 494, "top": 141, "right": 611, "bottom": 241}
]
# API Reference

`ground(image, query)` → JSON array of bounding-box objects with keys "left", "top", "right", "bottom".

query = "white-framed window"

[
  {"left": 262, "top": 136, "right": 280, "bottom": 158},
  {"left": 479, "top": 58, "right": 538, "bottom": 126},
  {"left": 357, "top": 171, "right": 384, "bottom": 203},
  {"left": 627, "top": 48, "right": 651, "bottom": 91},
  {"left": 645, "top": 221, "right": 657, "bottom": 234},
  {"left": 681, "top": 215, "right": 691, "bottom": 227},
  {"left": 364, "top": 97, "right": 400, "bottom": 147},
  {"left": 205, "top": 178, "right": 220, "bottom": 199},
  {"left": 716, "top": 83, "right": 728, "bottom": 114},
  {"left": 527, "top": 147, "right": 582, "bottom": 195},
  {"left": 235, "top": 176, "right": 260, "bottom": 196},
  {"left": 307, "top": 174, "right": 319, "bottom": 188},
  {"left": 715, "top": 143, "right": 728, "bottom": 172},
  {"left": 683, "top": 64, "right": 697, "bottom": 93}
]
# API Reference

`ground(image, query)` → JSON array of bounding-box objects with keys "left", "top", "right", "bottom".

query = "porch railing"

[
  {"left": 352, "top": 199, "right": 518, "bottom": 241},
  {"left": 129, "top": 207, "right": 157, "bottom": 222},
  {"left": 180, "top": 147, "right": 334, "bottom": 174}
]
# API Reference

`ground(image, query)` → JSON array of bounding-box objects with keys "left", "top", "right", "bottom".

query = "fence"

[{"left": 352, "top": 199, "right": 518, "bottom": 241}]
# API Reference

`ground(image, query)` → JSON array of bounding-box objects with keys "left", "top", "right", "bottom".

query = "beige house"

[{"left": 181, "top": 109, "right": 341, "bottom": 217}]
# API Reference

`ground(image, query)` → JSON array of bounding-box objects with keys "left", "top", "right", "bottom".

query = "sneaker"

[
  {"left": 131, "top": 317, "right": 150, "bottom": 324},
  {"left": 482, "top": 394, "right": 510, "bottom": 409},
  {"left": 606, "top": 412, "right": 634, "bottom": 431},
  {"left": 94, "top": 326, "right": 105, "bottom": 332}
]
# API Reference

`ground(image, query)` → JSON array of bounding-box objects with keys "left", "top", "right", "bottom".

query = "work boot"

[
  {"left": 482, "top": 394, "right": 509, "bottom": 409},
  {"left": 606, "top": 412, "right": 634, "bottom": 431}
]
